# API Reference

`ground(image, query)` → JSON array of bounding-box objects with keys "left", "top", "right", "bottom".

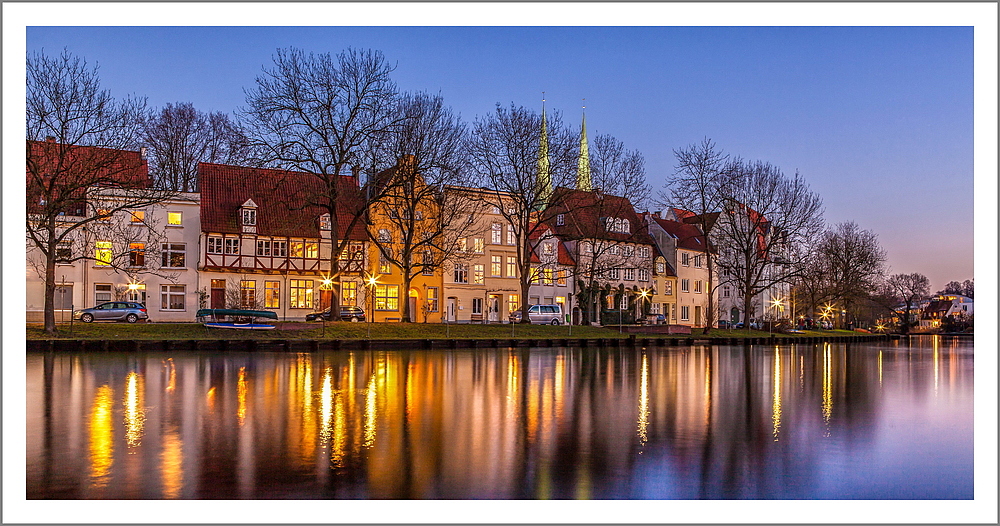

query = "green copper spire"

[
  {"left": 537, "top": 96, "right": 553, "bottom": 208},
  {"left": 577, "top": 105, "right": 592, "bottom": 191}
]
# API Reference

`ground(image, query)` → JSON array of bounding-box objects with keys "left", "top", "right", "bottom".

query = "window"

[
  {"left": 508, "top": 295, "right": 519, "bottom": 314},
  {"left": 473, "top": 238, "right": 485, "bottom": 254},
  {"left": 557, "top": 270, "right": 567, "bottom": 286},
  {"left": 94, "top": 241, "right": 112, "bottom": 266},
  {"left": 620, "top": 295, "right": 628, "bottom": 310},
  {"left": 208, "top": 237, "right": 223, "bottom": 254},
  {"left": 95, "top": 284, "right": 112, "bottom": 303},
  {"left": 422, "top": 250, "right": 434, "bottom": 275},
  {"left": 609, "top": 245, "right": 620, "bottom": 255},
  {"left": 161, "top": 285, "right": 186, "bottom": 311},
  {"left": 694, "top": 255, "right": 702, "bottom": 268},
  {"left": 161, "top": 244, "right": 186, "bottom": 268},
  {"left": 491, "top": 223, "right": 502, "bottom": 244},
  {"left": 453, "top": 263, "right": 468, "bottom": 283},
  {"left": 96, "top": 209, "right": 111, "bottom": 222},
  {"left": 225, "top": 238, "right": 240, "bottom": 255},
  {"left": 507, "top": 228, "right": 516, "bottom": 245},
  {"left": 624, "top": 268, "right": 636, "bottom": 281},
  {"left": 375, "top": 284, "right": 399, "bottom": 311},
  {"left": 319, "top": 213, "right": 331, "bottom": 231},
  {"left": 457, "top": 237, "right": 467, "bottom": 252},
  {"left": 272, "top": 241, "right": 287, "bottom": 257},
  {"left": 167, "top": 212, "right": 182, "bottom": 226},
  {"left": 379, "top": 256, "right": 392, "bottom": 274},
  {"left": 126, "top": 283, "right": 145, "bottom": 303},
  {"left": 289, "top": 279, "right": 313, "bottom": 309},
  {"left": 130, "top": 210, "right": 145, "bottom": 223},
  {"left": 426, "top": 287, "right": 439, "bottom": 312},
  {"left": 491, "top": 255, "right": 502, "bottom": 276},
  {"left": 129, "top": 243, "right": 145, "bottom": 267},
  {"left": 474, "top": 264, "right": 485, "bottom": 284},
  {"left": 695, "top": 280, "right": 702, "bottom": 293},
  {"left": 556, "top": 214, "right": 565, "bottom": 226},
  {"left": 723, "top": 286, "right": 730, "bottom": 298},
  {"left": 242, "top": 208, "right": 256, "bottom": 226},
  {"left": 681, "top": 279, "right": 690, "bottom": 293},
  {"left": 624, "top": 245, "right": 634, "bottom": 257},
  {"left": 240, "top": 281, "right": 256, "bottom": 309},
  {"left": 584, "top": 242, "right": 593, "bottom": 254},
  {"left": 264, "top": 281, "right": 280, "bottom": 308},
  {"left": 342, "top": 281, "right": 358, "bottom": 306},
  {"left": 56, "top": 241, "right": 72, "bottom": 261},
  {"left": 665, "top": 281, "right": 673, "bottom": 295},
  {"left": 681, "top": 253, "right": 690, "bottom": 267},
  {"left": 256, "top": 240, "right": 271, "bottom": 256},
  {"left": 530, "top": 267, "right": 540, "bottom": 284},
  {"left": 656, "top": 261, "right": 665, "bottom": 274},
  {"left": 606, "top": 217, "right": 630, "bottom": 234},
  {"left": 609, "top": 268, "right": 620, "bottom": 280},
  {"left": 542, "top": 268, "right": 555, "bottom": 285},
  {"left": 543, "top": 242, "right": 554, "bottom": 255},
  {"left": 681, "top": 305, "right": 690, "bottom": 321},
  {"left": 638, "top": 268, "right": 649, "bottom": 282},
  {"left": 507, "top": 256, "right": 517, "bottom": 278},
  {"left": 377, "top": 229, "right": 392, "bottom": 243},
  {"left": 305, "top": 242, "right": 318, "bottom": 258},
  {"left": 472, "top": 297, "right": 483, "bottom": 315},
  {"left": 639, "top": 246, "right": 650, "bottom": 258},
  {"left": 290, "top": 241, "right": 303, "bottom": 258}
]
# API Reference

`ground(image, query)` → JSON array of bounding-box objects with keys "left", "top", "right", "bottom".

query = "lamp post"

[
  {"left": 637, "top": 288, "right": 650, "bottom": 326},
  {"left": 770, "top": 297, "right": 784, "bottom": 335},
  {"left": 366, "top": 274, "right": 378, "bottom": 340}
]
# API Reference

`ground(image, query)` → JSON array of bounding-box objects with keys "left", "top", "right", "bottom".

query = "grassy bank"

[{"left": 25, "top": 322, "right": 864, "bottom": 341}]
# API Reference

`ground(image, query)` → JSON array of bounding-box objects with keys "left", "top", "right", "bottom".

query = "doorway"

[
  {"left": 488, "top": 294, "right": 501, "bottom": 322},
  {"left": 210, "top": 279, "right": 226, "bottom": 309},
  {"left": 408, "top": 289, "right": 419, "bottom": 322},
  {"left": 446, "top": 297, "right": 457, "bottom": 322}
]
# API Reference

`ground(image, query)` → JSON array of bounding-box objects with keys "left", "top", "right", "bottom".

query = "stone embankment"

[{"left": 20, "top": 333, "right": 940, "bottom": 353}]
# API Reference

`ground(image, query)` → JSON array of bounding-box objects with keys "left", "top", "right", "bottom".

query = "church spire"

[
  {"left": 537, "top": 94, "right": 553, "bottom": 208},
  {"left": 576, "top": 101, "right": 592, "bottom": 191}
]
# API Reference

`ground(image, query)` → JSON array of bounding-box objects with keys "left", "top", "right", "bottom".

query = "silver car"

[
  {"left": 508, "top": 304, "right": 564, "bottom": 325},
  {"left": 74, "top": 302, "right": 149, "bottom": 323}
]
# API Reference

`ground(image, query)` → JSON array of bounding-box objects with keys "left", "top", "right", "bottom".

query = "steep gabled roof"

[
  {"left": 198, "top": 162, "right": 366, "bottom": 240},
  {"left": 27, "top": 140, "right": 151, "bottom": 214},
  {"left": 528, "top": 225, "right": 576, "bottom": 266},
  {"left": 649, "top": 215, "right": 709, "bottom": 252},
  {"left": 544, "top": 187, "right": 654, "bottom": 245}
]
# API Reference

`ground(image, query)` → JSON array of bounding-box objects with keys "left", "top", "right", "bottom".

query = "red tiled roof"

[
  {"left": 27, "top": 140, "right": 150, "bottom": 213},
  {"left": 544, "top": 187, "right": 654, "bottom": 245},
  {"left": 557, "top": 242, "right": 576, "bottom": 266},
  {"left": 650, "top": 215, "right": 708, "bottom": 252},
  {"left": 198, "top": 162, "right": 366, "bottom": 240}
]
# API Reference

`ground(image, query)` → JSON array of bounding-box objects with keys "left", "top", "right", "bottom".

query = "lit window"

[
  {"left": 543, "top": 242, "right": 554, "bottom": 255},
  {"left": 167, "top": 212, "right": 182, "bottom": 225},
  {"left": 129, "top": 243, "right": 145, "bottom": 267},
  {"left": 530, "top": 267, "right": 540, "bottom": 284},
  {"left": 426, "top": 287, "right": 439, "bottom": 312},
  {"left": 508, "top": 295, "right": 519, "bottom": 314},
  {"left": 161, "top": 285, "right": 186, "bottom": 311},
  {"left": 557, "top": 270, "right": 567, "bottom": 286},
  {"left": 380, "top": 256, "right": 392, "bottom": 274},
  {"left": 491, "top": 255, "right": 502, "bottom": 276},
  {"left": 96, "top": 209, "right": 111, "bottom": 222},
  {"left": 378, "top": 229, "right": 392, "bottom": 243},
  {"left": 507, "top": 228, "right": 516, "bottom": 245},
  {"left": 305, "top": 242, "right": 318, "bottom": 258},
  {"left": 422, "top": 250, "right": 434, "bottom": 275},
  {"left": 342, "top": 281, "right": 358, "bottom": 306},
  {"left": 264, "top": 281, "right": 280, "bottom": 308},
  {"left": 375, "top": 284, "right": 399, "bottom": 311},
  {"left": 542, "top": 268, "right": 554, "bottom": 285},
  {"left": 319, "top": 213, "right": 331, "bottom": 231},
  {"left": 289, "top": 279, "right": 313, "bottom": 309},
  {"left": 507, "top": 256, "right": 517, "bottom": 278},
  {"left": 474, "top": 264, "right": 485, "bottom": 284},
  {"left": 240, "top": 280, "right": 256, "bottom": 309},
  {"left": 290, "top": 241, "right": 303, "bottom": 258},
  {"left": 130, "top": 210, "right": 145, "bottom": 223},
  {"left": 94, "top": 241, "right": 112, "bottom": 266},
  {"left": 491, "top": 223, "right": 502, "bottom": 244},
  {"left": 473, "top": 238, "right": 485, "bottom": 254}
]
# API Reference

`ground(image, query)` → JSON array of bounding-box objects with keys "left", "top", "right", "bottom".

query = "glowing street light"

[{"left": 365, "top": 273, "right": 378, "bottom": 339}]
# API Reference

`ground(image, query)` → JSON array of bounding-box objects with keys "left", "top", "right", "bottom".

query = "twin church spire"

[{"left": 537, "top": 95, "right": 592, "bottom": 208}]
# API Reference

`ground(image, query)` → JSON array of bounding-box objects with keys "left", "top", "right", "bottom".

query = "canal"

[{"left": 26, "top": 337, "right": 973, "bottom": 500}]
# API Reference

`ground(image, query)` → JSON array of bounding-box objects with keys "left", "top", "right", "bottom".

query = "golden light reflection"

[
  {"left": 206, "top": 387, "right": 216, "bottom": 412},
  {"left": 822, "top": 344, "right": 833, "bottom": 437},
  {"left": 164, "top": 358, "right": 176, "bottom": 392},
  {"left": 363, "top": 373, "right": 377, "bottom": 448},
  {"left": 297, "top": 354, "right": 316, "bottom": 464},
  {"left": 704, "top": 353, "right": 712, "bottom": 430},
  {"left": 933, "top": 336, "right": 940, "bottom": 394},
  {"left": 124, "top": 372, "right": 145, "bottom": 448},
  {"left": 506, "top": 353, "right": 519, "bottom": 422},
  {"left": 160, "top": 426, "right": 183, "bottom": 499},
  {"left": 771, "top": 349, "right": 782, "bottom": 441},
  {"left": 89, "top": 385, "right": 114, "bottom": 487},
  {"left": 319, "top": 367, "right": 334, "bottom": 445},
  {"left": 878, "top": 350, "right": 883, "bottom": 386},
  {"left": 331, "top": 390, "right": 346, "bottom": 468},
  {"left": 637, "top": 353, "right": 649, "bottom": 445},
  {"left": 237, "top": 367, "right": 248, "bottom": 426}
]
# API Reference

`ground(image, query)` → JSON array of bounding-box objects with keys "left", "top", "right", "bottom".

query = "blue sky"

[{"left": 23, "top": 22, "right": 975, "bottom": 291}]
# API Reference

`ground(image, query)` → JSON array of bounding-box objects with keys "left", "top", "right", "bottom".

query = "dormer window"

[
  {"left": 556, "top": 214, "right": 565, "bottom": 226},
  {"left": 603, "top": 217, "right": 630, "bottom": 234},
  {"left": 319, "top": 213, "right": 331, "bottom": 231},
  {"left": 240, "top": 199, "right": 258, "bottom": 234}
]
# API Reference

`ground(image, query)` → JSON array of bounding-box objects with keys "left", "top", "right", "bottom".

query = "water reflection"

[{"left": 27, "top": 337, "right": 974, "bottom": 499}]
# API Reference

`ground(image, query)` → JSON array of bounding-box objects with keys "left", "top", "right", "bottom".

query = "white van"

[{"left": 509, "top": 304, "right": 563, "bottom": 325}]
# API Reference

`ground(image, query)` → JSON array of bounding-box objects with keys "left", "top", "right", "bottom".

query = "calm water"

[{"left": 26, "top": 337, "right": 973, "bottom": 499}]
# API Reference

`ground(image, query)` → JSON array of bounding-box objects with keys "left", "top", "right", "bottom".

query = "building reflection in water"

[{"left": 26, "top": 337, "right": 974, "bottom": 500}]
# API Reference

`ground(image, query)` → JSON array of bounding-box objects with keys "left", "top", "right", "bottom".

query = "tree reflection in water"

[{"left": 26, "top": 337, "right": 973, "bottom": 499}]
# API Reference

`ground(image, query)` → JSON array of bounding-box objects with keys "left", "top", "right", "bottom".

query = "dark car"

[
  {"left": 74, "top": 302, "right": 148, "bottom": 323},
  {"left": 305, "top": 306, "right": 366, "bottom": 322}
]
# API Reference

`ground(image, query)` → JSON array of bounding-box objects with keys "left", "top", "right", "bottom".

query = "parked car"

[
  {"left": 509, "top": 304, "right": 564, "bottom": 325},
  {"left": 74, "top": 302, "right": 148, "bottom": 323},
  {"left": 305, "top": 306, "right": 366, "bottom": 322},
  {"left": 735, "top": 320, "right": 760, "bottom": 330}
]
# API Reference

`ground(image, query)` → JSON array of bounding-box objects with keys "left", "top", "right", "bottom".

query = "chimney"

[{"left": 140, "top": 147, "right": 148, "bottom": 160}]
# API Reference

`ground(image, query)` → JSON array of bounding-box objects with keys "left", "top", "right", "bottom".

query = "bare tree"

[
  {"left": 939, "top": 279, "right": 974, "bottom": 298},
  {"left": 468, "top": 103, "right": 577, "bottom": 322},
  {"left": 881, "top": 272, "right": 930, "bottom": 333},
  {"left": 26, "top": 49, "right": 179, "bottom": 334},
  {"left": 713, "top": 159, "right": 825, "bottom": 328},
  {"left": 368, "top": 91, "right": 475, "bottom": 322},
  {"left": 816, "top": 221, "right": 887, "bottom": 328},
  {"left": 243, "top": 47, "right": 400, "bottom": 312},
  {"left": 142, "top": 102, "right": 251, "bottom": 191},
  {"left": 659, "top": 138, "right": 729, "bottom": 333}
]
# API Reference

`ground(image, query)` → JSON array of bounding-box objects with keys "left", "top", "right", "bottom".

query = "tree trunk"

[
  {"left": 400, "top": 271, "right": 414, "bottom": 323},
  {"left": 43, "top": 252, "right": 57, "bottom": 335}
]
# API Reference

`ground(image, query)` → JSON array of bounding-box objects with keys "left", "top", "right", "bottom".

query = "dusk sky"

[{"left": 13, "top": 4, "right": 991, "bottom": 294}]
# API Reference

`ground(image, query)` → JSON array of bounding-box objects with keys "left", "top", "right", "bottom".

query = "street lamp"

[
  {"left": 365, "top": 273, "right": 378, "bottom": 340},
  {"left": 770, "top": 297, "right": 784, "bottom": 335}
]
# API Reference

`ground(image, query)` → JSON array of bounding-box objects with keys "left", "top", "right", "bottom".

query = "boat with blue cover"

[{"left": 196, "top": 308, "right": 279, "bottom": 330}]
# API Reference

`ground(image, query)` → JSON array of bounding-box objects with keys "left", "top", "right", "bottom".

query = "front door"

[
  {"left": 488, "top": 295, "right": 501, "bottom": 322},
  {"left": 408, "top": 294, "right": 417, "bottom": 322},
  {"left": 695, "top": 306, "right": 702, "bottom": 327},
  {"left": 446, "top": 298, "right": 457, "bottom": 322},
  {"left": 211, "top": 279, "right": 226, "bottom": 309},
  {"left": 320, "top": 290, "right": 333, "bottom": 311}
]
